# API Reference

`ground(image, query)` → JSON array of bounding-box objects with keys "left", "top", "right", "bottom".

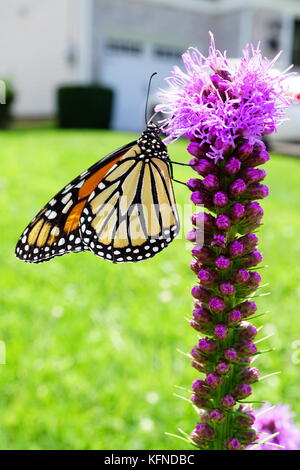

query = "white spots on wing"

[
  {"left": 81, "top": 224, "right": 86, "bottom": 232},
  {"left": 62, "top": 184, "right": 72, "bottom": 194},
  {"left": 80, "top": 170, "right": 88, "bottom": 177},
  {"left": 50, "top": 226, "right": 60, "bottom": 236},
  {"left": 153, "top": 247, "right": 159, "bottom": 252},
  {"left": 75, "top": 237, "right": 81, "bottom": 244},
  {"left": 69, "top": 234, "right": 74, "bottom": 241},
  {"left": 74, "top": 180, "right": 84, "bottom": 188},
  {"left": 62, "top": 200, "right": 73, "bottom": 214},
  {"left": 98, "top": 182, "right": 105, "bottom": 190},
  {"left": 58, "top": 238, "right": 65, "bottom": 246},
  {"left": 22, "top": 236, "right": 27, "bottom": 243},
  {"left": 61, "top": 192, "right": 72, "bottom": 204},
  {"left": 44, "top": 247, "right": 50, "bottom": 251},
  {"left": 49, "top": 198, "right": 56, "bottom": 206},
  {"left": 45, "top": 210, "right": 57, "bottom": 220}
]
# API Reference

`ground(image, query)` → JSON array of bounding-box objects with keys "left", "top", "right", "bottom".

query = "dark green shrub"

[
  {"left": 57, "top": 85, "right": 114, "bottom": 129},
  {"left": 0, "top": 81, "right": 15, "bottom": 129}
]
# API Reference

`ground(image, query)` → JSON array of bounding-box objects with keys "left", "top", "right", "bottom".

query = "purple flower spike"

[
  {"left": 157, "top": 33, "right": 291, "bottom": 449},
  {"left": 251, "top": 403, "right": 300, "bottom": 450}
]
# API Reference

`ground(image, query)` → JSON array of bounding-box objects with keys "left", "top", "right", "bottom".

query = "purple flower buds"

[
  {"left": 222, "top": 395, "right": 236, "bottom": 409},
  {"left": 219, "top": 282, "right": 235, "bottom": 296},
  {"left": 214, "top": 323, "right": 229, "bottom": 339},
  {"left": 215, "top": 256, "right": 231, "bottom": 270},
  {"left": 226, "top": 438, "right": 241, "bottom": 450},
  {"left": 224, "top": 157, "right": 241, "bottom": 175},
  {"left": 216, "top": 361, "right": 231, "bottom": 375},
  {"left": 229, "top": 179, "right": 247, "bottom": 197},
  {"left": 234, "top": 384, "right": 252, "bottom": 399},
  {"left": 209, "top": 409, "right": 225, "bottom": 423},
  {"left": 208, "top": 297, "right": 226, "bottom": 314},
  {"left": 213, "top": 191, "right": 228, "bottom": 207},
  {"left": 203, "top": 174, "right": 220, "bottom": 191},
  {"left": 240, "top": 367, "right": 260, "bottom": 384},
  {"left": 224, "top": 348, "right": 239, "bottom": 362}
]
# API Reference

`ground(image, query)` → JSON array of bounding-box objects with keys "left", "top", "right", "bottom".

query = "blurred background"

[{"left": 1, "top": 0, "right": 300, "bottom": 450}]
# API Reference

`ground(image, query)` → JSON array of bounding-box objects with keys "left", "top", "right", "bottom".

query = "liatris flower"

[
  {"left": 157, "top": 34, "right": 292, "bottom": 450},
  {"left": 251, "top": 403, "right": 300, "bottom": 450}
]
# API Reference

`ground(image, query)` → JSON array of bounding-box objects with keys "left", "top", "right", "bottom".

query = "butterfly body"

[{"left": 15, "top": 123, "right": 180, "bottom": 264}]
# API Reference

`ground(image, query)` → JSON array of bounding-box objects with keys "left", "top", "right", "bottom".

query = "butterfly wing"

[
  {"left": 15, "top": 124, "right": 180, "bottom": 264},
  {"left": 82, "top": 148, "right": 180, "bottom": 262},
  {"left": 15, "top": 141, "right": 135, "bottom": 263}
]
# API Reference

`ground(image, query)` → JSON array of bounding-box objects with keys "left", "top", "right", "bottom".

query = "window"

[
  {"left": 105, "top": 39, "right": 143, "bottom": 55},
  {"left": 153, "top": 46, "right": 183, "bottom": 60},
  {"left": 292, "top": 19, "right": 300, "bottom": 66}
]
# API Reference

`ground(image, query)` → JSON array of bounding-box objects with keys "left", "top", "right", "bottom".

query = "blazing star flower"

[
  {"left": 251, "top": 403, "right": 300, "bottom": 450},
  {"left": 157, "top": 34, "right": 292, "bottom": 450},
  {"left": 157, "top": 32, "right": 292, "bottom": 162}
]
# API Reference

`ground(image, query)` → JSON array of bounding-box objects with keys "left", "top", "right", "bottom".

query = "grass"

[{"left": 0, "top": 128, "right": 300, "bottom": 449}]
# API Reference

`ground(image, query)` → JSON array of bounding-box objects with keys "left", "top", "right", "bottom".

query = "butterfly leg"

[
  {"left": 168, "top": 161, "right": 187, "bottom": 186},
  {"left": 169, "top": 161, "right": 193, "bottom": 167},
  {"left": 172, "top": 178, "right": 187, "bottom": 186}
]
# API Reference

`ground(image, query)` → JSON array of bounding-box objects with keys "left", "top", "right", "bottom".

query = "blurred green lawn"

[{"left": 0, "top": 128, "right": 300, "bottom": 450}]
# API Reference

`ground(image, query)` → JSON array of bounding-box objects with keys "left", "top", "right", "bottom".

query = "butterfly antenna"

[{"left": 145, "top": 72, "right": 158, "bottom": 125}]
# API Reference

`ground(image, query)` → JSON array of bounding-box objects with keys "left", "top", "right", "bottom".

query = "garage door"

[{"left": 101, "top": 38, "right": 184, "bottom": 132}]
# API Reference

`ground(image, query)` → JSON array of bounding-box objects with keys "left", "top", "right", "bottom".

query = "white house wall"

[{"left": 0, "top": 0, "right": 81, "bottom": 117}]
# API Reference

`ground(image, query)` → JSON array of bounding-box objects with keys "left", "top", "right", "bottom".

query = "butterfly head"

[
  {"left": 138, "top": 122, "right": 168, "bottom": 160},
  {"left": 146, "top": 121, "right": 160, "bottom": 134}
]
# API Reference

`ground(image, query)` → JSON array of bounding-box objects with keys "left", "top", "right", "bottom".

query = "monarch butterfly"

[{"left": 15, "top": 122, "right": 180, "bottom": 264}]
